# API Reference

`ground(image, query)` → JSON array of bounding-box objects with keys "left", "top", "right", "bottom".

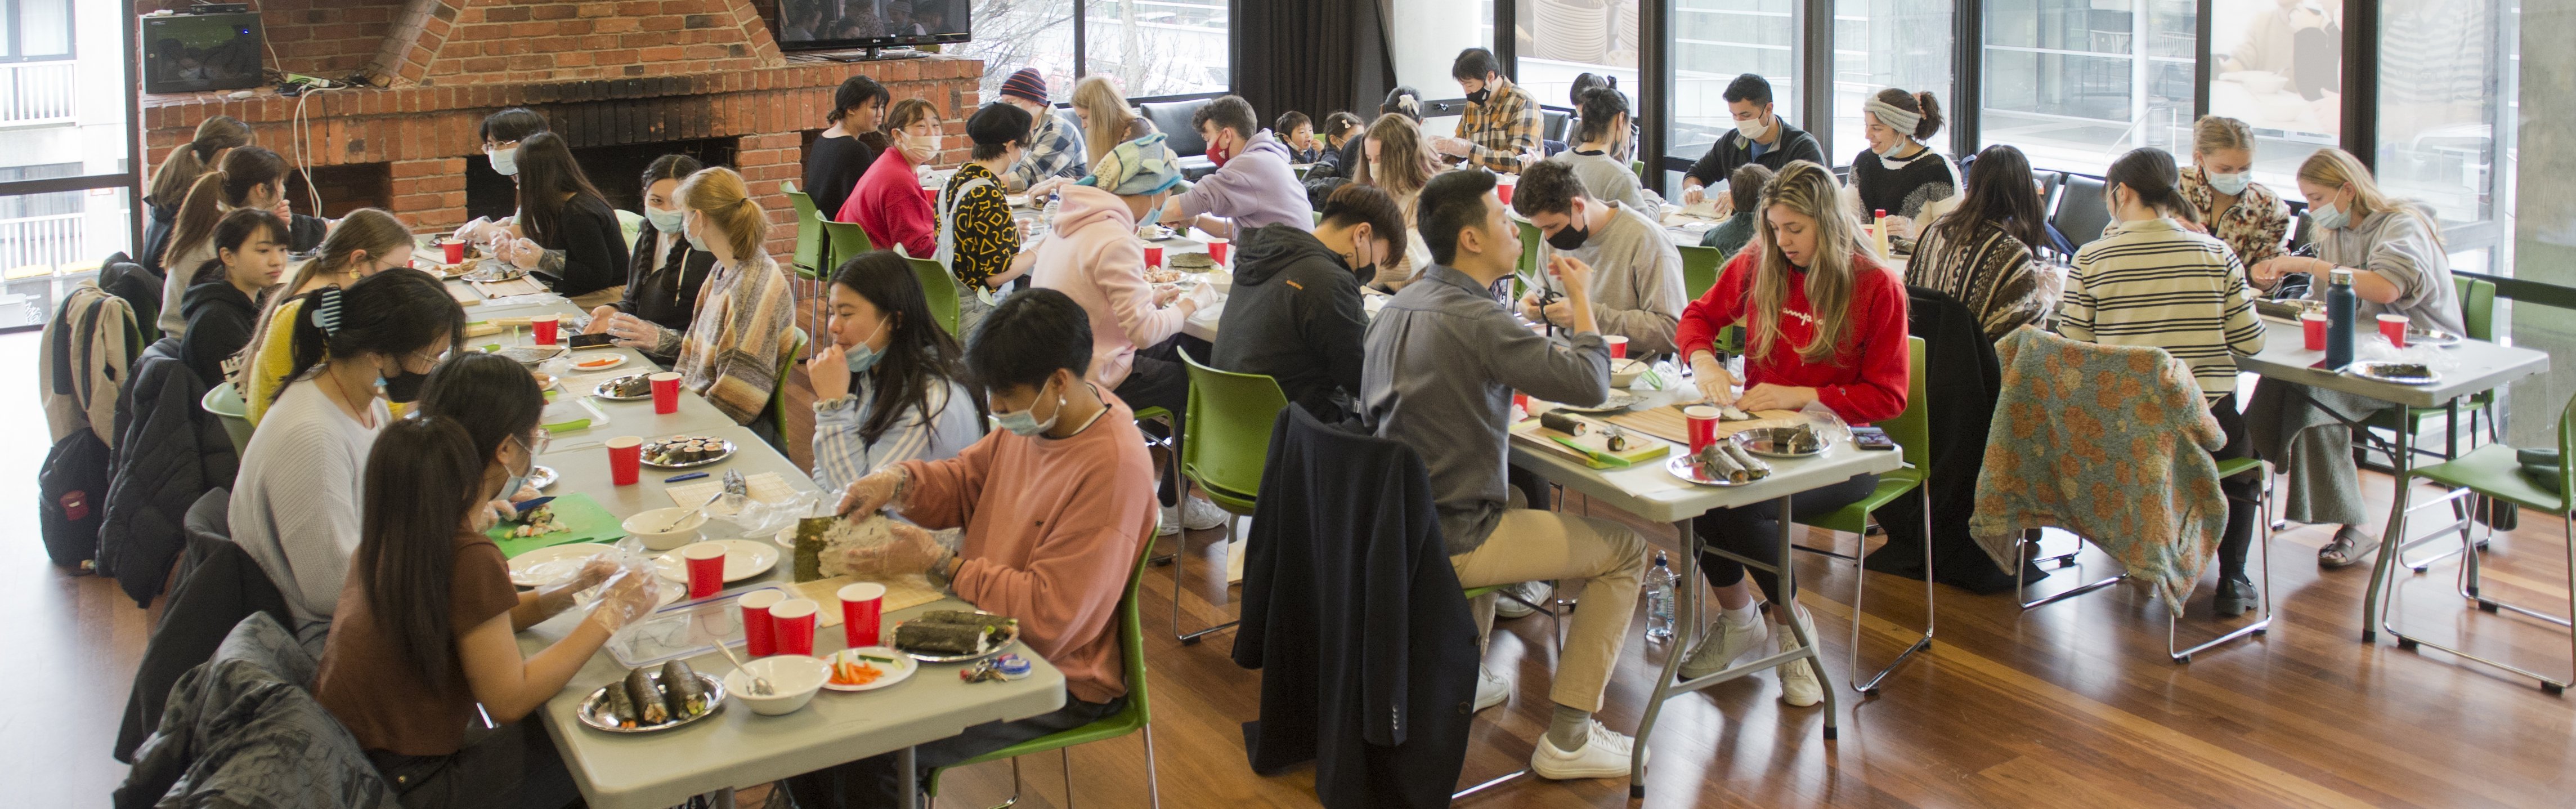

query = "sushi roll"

[
  {"left": 660, "top": 660, "right": 708, "bottom": 719},
  {"left": 601, "top": 681, "right": 639, "bottom": 728},
  {"left": 624, "top": 668, "right": 670, "bottom": 725},
  {"left": 918, "top": 610, "right": 1017, "bottom": 632},
  {"left": 1718, "top": 443, "right": 1771, "bottom": 479},
  {"left": 896, "top": 622, "right": 989, "bottom": 655}
]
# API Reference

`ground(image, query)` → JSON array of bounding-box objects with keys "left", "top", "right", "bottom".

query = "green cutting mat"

[{"left": 492, "top": 493, "right": 629, "bottom": 558}]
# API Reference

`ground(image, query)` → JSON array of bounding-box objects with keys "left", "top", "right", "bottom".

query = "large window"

[
  {"left": 0, "top": 0, "right": 73, "bottom": 62},
  {"left": 1980, "top": 0, "right": 2196, "bottom": 174},
  {"left": 1515, "top": 0, "right": 1640, "bottom": 132},
  {"left": 1830, "top": 0, "right": 1954, "bottom": 162},
  {"left": 0, "top": 0, "right": 122, "bottom": 328},
  {"left": 1088, "top": 0, "right": 1229, "bottom": 97},
  {"left": 2377, "top": 0, "right": 2511, "bottom": 270},
  {"left": 1668, "top": 0, "right": 1797, "bottom": 171},
  {"left": 955, "top": 0, "right": 1077, "bottom": 102},
  {"left": 2207, "top": 0, "right": 2339, "bottom": 189}
]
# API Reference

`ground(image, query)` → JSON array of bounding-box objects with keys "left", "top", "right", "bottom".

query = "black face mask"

[
  {"left": 1347, "top": 249, "right": 1381, "bottom": 287},
  {"left": 1545, "top": 220, "right": 1591, "bottom": 251},
  {"left": 1466, "top": 87, "right": 1492, "bottom": 105},
  {"left": 380, "top": 368, "right": 429, "bottom": 404}
]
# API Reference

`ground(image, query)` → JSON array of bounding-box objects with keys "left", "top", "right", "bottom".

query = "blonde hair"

[
  {"left": 2190, "top": 115, "right": 2255, "bottom": 157},
  {"left": 2297, "top": 148, "right": 2442, "bottom": 247},
  {"left": 1750, "top": 161, "right": 1867, "bottom": 365},
  {"left": 148, "top": 116, "right": 251, "bottom": 207},
  {"left": 1072, "top": 77, "right": 1140, "bottom": 167},
  {"left": 679, "top": 167, "right": 769, "bottom": 263},
  {"left": 238, "top": 208, "right": 413, "bottom": 390},
  {"left": 1354, "top": 113, "right": 1436, "bottom": 202}
]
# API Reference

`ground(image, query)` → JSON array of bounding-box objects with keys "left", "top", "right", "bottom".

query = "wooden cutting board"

[
  {"left": 789, "top": 575, "right": 944, "bottom": 628},
  {"left": 1597, "top": 404, "right": 1800, "bottom": 446},
  {"left": 471, "top": 276, "right": 549, "bottom": 298}
]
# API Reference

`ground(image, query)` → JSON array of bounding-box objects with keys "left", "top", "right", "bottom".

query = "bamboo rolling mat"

[
  {"left": 448, "top": 284, "right": 482, "bottom": 306},
  {"left": 788, "top": 574, "right": 943, "bottom": 628},
  {"left": 1596, "top": 404, "right": 1800, "bottom": 445},
  {"left": 470, "top": 276, "right": 549, "bottom": 298}
]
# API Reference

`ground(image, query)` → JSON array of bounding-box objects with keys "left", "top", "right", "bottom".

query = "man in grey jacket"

[
  {"left": 1360, "top": 169, "right": 1648, "bottom": 782},
  {"left": 1510, "top": 159, "right": 1688, "bottom": 358}
]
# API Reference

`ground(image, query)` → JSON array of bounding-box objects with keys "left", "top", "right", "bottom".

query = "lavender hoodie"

[
  {"left": 1170, "top": 129, "right": 1315, "bottom": 233},
  {"left": 1032, "top": 184, "right": 1186, "bottom": 388}
]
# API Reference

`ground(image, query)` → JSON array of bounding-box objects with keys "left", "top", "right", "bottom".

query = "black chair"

[
  {"left": 1139, "top": 99, "right": 1212, "bottom": 157},
  {"left": 115, "top": 489, "right": 293, "bottom": 763},
  {"left": 2051, "top": 173, "right": 2111, "bottom": 252}
]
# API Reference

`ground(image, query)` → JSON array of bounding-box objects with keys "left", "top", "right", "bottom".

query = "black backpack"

[{"left": 38, "top": 290, "right": 124, "bottom": 570}]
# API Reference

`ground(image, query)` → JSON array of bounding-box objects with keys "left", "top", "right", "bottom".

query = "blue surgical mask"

[
  {"left": 682, "top": 214, "right": 712, "bottom": 253},
  {"left": 1876, "top": 137, "right": 1911, "bottom": 160},
  {"left": 498, "top": 435, "right": 536, "bottom": 500},
  {"left": 989, "top": 380, "right": 1063, "bottom": 437},
  {"left": 2205, "top": 170, "right": 2251, "bottom": 196},
  {"left": 843, "top": 322, "right": 890, "bottom": 375},
  {"left": 2308, "top": 199, "right": 2349, "bottom": 230},
  {"left": 489, "top": 146, "right": 519, "bottom": 177},
  {"left": 645, "top": 204, "right": 686, "bottom": 234}
]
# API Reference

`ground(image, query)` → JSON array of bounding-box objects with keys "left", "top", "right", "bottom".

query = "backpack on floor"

[{"left": 37, "top": 285, "right": 135, "bottom": 570}]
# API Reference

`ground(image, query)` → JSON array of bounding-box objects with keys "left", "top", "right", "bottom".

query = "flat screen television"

[
  {"left": 776, "top": 0, "right": 971, "bottom": 52},
  {"left": 142, "top": 12, "right": 265, "bottom": 95}
]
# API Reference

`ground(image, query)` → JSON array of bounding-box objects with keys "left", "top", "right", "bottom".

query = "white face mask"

[
  {"left": 487, "top": 144, "right": 518, "bottom": 176},
  {"left": 1734, "top": 114, "right": 1770, "bottom": 142},
  {"left": 2205, "top": 170, "right": 2251, "bottom": 196}
]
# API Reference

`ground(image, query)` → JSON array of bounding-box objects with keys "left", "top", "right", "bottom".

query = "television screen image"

[
  {"left": 777, "top": 0, "right": 971, "bottom": 51},
  {"left": 142, "top": 12, "right": 266, "bottom": 95}
]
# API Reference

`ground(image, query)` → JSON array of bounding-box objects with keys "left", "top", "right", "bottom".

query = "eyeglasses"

[
  {"left": 482, "top": 140, "right": 520, "bottom": 154},
  {"left": 517, "top": 428, "right": 553, "bottom": 457}
]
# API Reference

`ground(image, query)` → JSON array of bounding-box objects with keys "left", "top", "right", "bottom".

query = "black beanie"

[{"left": 968, "top": 102, "right": 1034, "bottom": 146}]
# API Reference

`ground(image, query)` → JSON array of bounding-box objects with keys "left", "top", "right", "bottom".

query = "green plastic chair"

[
  {"left": 2372, "top": 388, "right": 2575, "bottom": 693},
  {"left": 1677, "top": 244, "right": 1723, "bottom": 301},
  {"left": 784, "top": 182, "right": 828, "bottom": 279},
  {"left": 770, "top": 326, "right": 807, "bottom": 449},
  {"left": 926, "top": 531, "right": 1161, "bottom": 808},
  {"left": 2369, "top": 276, "right": 2499, "bottom": 462},
  {"left": 200, "top": 382, "right": 253, "bottom": 457},
  {"left": 903, "top": 255, "right": 962, "bottom": 337},
  {"left": 1167, "top": 348, "right": 1288, "bottom": 644},
  {"left": 1787, "top": 336, "right": 1929, "bottom": 694},
  {"left": 1514, "top": 220, "right": 1542, "bottom": 280}
]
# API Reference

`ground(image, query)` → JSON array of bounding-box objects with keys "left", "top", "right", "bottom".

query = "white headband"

[{"left": 1865, "top": 96, "right": 1921, "bottom": 138}]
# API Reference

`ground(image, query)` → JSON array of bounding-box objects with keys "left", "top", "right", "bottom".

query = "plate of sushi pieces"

[
  {"left": 460, "top": 265, "right": 529, "bottom": 283},
  {"left": 593, "top": 373, "right": 655, "bottom": 400},
  {"left": 892, "top": 610, "right": 1021, "bottom": 663},
  {"left": 1668, "top": 440, "right": 1776, "bottom": 487},
  {"left": 822, "top": 647, "right": 919, "bottom": 692},
  {"left": 1732, "top": 424, "right": 1833, "bottom": 458},
  {"left": 641, "top": 435, "right": 736, "bottom": 468},
  {"left": 579, "top": 660, "right": 725, "bottom": 733}
]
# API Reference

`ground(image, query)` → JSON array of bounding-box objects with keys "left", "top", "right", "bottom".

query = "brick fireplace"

[{"left": 137, "top": 0, "right": 982, "bottom": 258}]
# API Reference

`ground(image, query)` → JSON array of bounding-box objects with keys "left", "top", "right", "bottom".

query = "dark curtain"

[{"left": 1231, "top": 0, "right": 1394, "bottom": 132}]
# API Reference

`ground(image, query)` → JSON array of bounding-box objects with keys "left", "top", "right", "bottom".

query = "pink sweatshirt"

[
  {"left": 1031, "top": 184, "right": 1185, "bottom": 387},
  {"left": 896, "top": 392, "right": 1158, "bottom": 703}
]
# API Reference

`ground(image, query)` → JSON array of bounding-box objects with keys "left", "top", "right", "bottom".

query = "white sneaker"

[
  {"left": 1678, "top": 615, "right": 1768, "bottom": 680},
  {"left": 1156, "top": 502, "right": 1181, "bottom": 537},
  {"left": 1179, "top": 495, "right": 1231, "bottom": 530},
  {"left": 1473, "top": 665, "right": 1511, "bottom": 712},
  {"left": 1530, "top": 719, "right": 1647, "bottom": 780},
  {"left": 1775, "top": 616, "right": 1823, "bottom": 708},
  {"left": 1494, "top": 581, "right": 1552, "bottom": 619}
]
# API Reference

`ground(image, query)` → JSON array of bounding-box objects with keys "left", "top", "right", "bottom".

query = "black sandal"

[{"left": 2318, "top": 527, "right": 2376, "bottom": 569}]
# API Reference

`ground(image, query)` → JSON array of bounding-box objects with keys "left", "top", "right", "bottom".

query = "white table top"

[
  {"left": 1509, "top": 388, "right": 1909, "bottom": 524},
  {"left": 2236, "top": 318, "right": 2551, "bottom": 408}
]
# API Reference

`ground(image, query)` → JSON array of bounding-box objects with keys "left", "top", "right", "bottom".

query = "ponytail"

[
  {"left": 163, "top": 146, "right": 290, "bottom": 271},
  {"left": 678, "top": 167, "right": 770, "bottom": 265},
  {"left": 147, "top": 116, "right": 251, "bottom": 207},
  {"left": 2104, "top": 147, "right": 2199, "bottom": 226},
  {"left": 272, "top": 269, "right": 466, "bottom": 405},
  {"left": 1911, "top": 92, "right": 1943, "bottom": 141}
]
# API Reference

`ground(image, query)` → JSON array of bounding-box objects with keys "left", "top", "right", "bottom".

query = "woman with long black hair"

[
  {"left": 809, "top": 251, "right": 983, "bottom": 495},
  {"left": 492, "top": 132, "right": 630, "bottom": 302},
  {"left": 156, "top": 145, "right": 329, "bottom": 337},
  {"left": 584, "top": 154, "right": 718, "bottom": 365},
  {"left": 1906, "top": 144, "right": 2057, "bottom": 341},
  {"left": 175, "top": 208, "right": 289, "bottom": 387}
]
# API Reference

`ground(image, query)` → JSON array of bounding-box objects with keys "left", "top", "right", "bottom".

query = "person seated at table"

[
  {"left": 805, "top": 74, "right": 891, "bottom": 217},
  {"left": 239, "top": 208, "right": 415, "bottom": 424},
  {"left": 1563, "top": 73, "right": 1637, "bottom": 163},
  {"left": 1512, "top": 159, "right": 1687, "bottom": 358},
  {"left": 1353, "top": 113, "right": 1440, "bottom": 292},
  {"left": 2058, "top": 147, "right": 2269, "bottom": 614},
  {"left": 1157, "top": 95, "right": 1313, "bottom": 239},
  {"left": 1212, "top": 183, "right": 1403, "bottom": 422},
  {"left": 1275, "top": 110, "right": 1323, "bottom": 164},
  {"left": 810, "top": 251, "right": 984, "bottom": 495},
  {"left": 595, "top": 167, "right": 796, "bottom": 441},
  {"left": 1700, "top": 163, "right": 1771, "bottom": 257},
  {"left": 1554, "top": 87, "right": 1649, "bottom": 211},
  {"left": 488, "top": 132, "right": 630, "bottom": 304},
  {"left": 1681, "top": 73, "right": 1826, "bottom": 212},
  {"left": 232, "top": 270, "right": 465, "bottom": 634},
  {"left": 583, "top": 154, "right": 718, "bottom": 366},
  {"left": 995, "top": 68, "right": 1085, "bottom": 193},
  {"left": 1906, "top": 144, "right": 2057, "bottom": 342},
  {"left": 1850, "top": 88, "right": 1957, "bottom": 240},
  {"left": 1069, "top": 75, "right": 1156, "bottom": 174},
  {"left": 1671, "top": 160, "right": 1907, "bottom": 705},
  {"left": 157, "top": 145, "right": 330, "bottom": 338},
  {"left": 450, "top": 108, "right": 552, "bottom": 244},
  {"left": 942, "top": 102, "right": 1043, "bottom": 335},
  {"left": 1427, "top": 48, "right": 1540, "bottom": 173},
  {"left": 1309, "top": 110, "right": 1366, "bottom": 181},
  {"left": 795, "top": 288, "right": 1158, "bottom": 808},
  {"left": 176, "top": 208, "right": 289, "bottom": 387},
  {"left": 2180, "top": 115, "right": 2292, "bottom": 271},
  {"left": 2244, "top": 148, "right": 2465, "bottom": 570},
  {"left": 315, "top": 400, "right": 660, "bottom": 809},
  {"left": 839, "top": 98, "right": 943, "bottom": 258},
  {"left": 1362, "top": 169, "right": 1649, "bottom": 780},
  {"left": 144, "top": 115, "right": 250, "bottom": 280}
]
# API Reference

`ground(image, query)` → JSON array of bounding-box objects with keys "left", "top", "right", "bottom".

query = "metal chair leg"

[
  {"left": 2014, "top": 530, "right": 2125, "bottom": 610},
  {"left": 1849, "top": 490, "right": 1936, "bottom": 694},
  {"left": 2172, "top": 469, "right": 2274, "bottom": 662},
  {"left": 1168, "top": 515, "right": 1240, "bottom": 645},
  {"left": 1141, "top": 722, "right": 1161, "bottom": 809},
  {"left": 1060, "top": 748, "right": 1074, "bottom": 809},
  {"left": 2376, "top": 475, "right": 2575, "bottom": 693}
]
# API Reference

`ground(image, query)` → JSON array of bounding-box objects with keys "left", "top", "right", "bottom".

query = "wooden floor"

[{"left": 19, "top": 320, "right": 2576, "bottom": 807}]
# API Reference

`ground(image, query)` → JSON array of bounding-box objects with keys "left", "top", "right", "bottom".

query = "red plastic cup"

[
  {"left": 2300, "top": 311, "right": 2328, "bottom": 351},
  {"left": 1604, "top": 335, "right": 1629, "bottom": 359},
  {"left": 769, "top": 598, "right": 819, "bottom": 656},
  {"left": 738, "top": 589, "right": 785, "bottom": 657},
  {"left": 682, "top": 542, "right": 727, "bottom": 599},
  {"left": 441, "top": 239, "right": 464, "bottom": 265},
  {"left": 922, "top": 186, "right": 940, "bottom": 207},
  {"left": 1204, "top": 238, "right": 1230, "bottom": 265},
  {"left": 606, "top": 436, "right": 643, "bottom": 485},
  {"left": 1495, "top": 178, "right": 1517, "bottom": 205},
  {"left": 1685, "top": 405, "right": 1721, "bottom": 453},
  {"left": 649, "top": 372, "right": 682, "bottom": 415},
  {"left": 530, "top": 314, "right": 559, "bottom": 346},
  {"left": 2377, "top": 314, "right": 2409, "bottom": 347},
  {"left": 1143, "top": 244, "right": 1164, "bottom": 267},
  {"left": 837, "top": 582, "right": 886, "bottom": 649},
  {"left": 1512, "top": 391, "right": 1529, "bottom": 418}
]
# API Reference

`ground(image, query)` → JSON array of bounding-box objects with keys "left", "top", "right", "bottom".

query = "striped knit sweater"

[{"left": 2057, "top": 217, "right": 2266, "bottom": 401}]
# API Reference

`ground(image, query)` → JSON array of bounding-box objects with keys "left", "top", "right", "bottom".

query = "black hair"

[
  {"left": 190, "top": 208, "right": 292, "bottom": 287},
  {"left": 512, "top": 132, "right": 613, "bottom": 253},
  {"left": 1450, "top": 48, "right": 1502, "bottom": 82},
  {"left": 1322, "top": 111, "right": 1365, "bottom": 144},
  {"left": 1723, "top": 73, "right": 1773, "bottom": 105},
  {"left": 1417, "top": 169, "right": 1499, "bottom": 266},
  {"left": 1192, "top": 95, "right": 1259, "bottom": 141},
  {"left": 827, "top": 74, "right": 890, "bottom": 125},
  {"left": 1569, "top": 72, "right": 1615, "bottom": 105},
  {"left": 1274, "top": 110, "right": 1311, "bottom": 135},
  {"left": 2104, "top": 146, "right": 2199, "bottom": 226},
  {"left": 1319, "top": 183, "right": 1406, "bottom": 269},
  {"left": 639, "top": 153, "right": 705, "bottom": 205},
  {"left": 830, "top": 251, "right": 976, "bottom": 445},
  {"left": 1508, "top": 158, "right": 1585, "bottom": 218},
  {"left": 1574, "top": 87, "right": 1629, "bottom": 143},
  {"left": 165, "top": 146, "right": 289, "bottom": 271},
  {"left": 1381, "top": 86, "right": 1424, "bottom": 122},
  {"left": 1932, "top": 144, "right": 2052, "bottom": 256},
  {"left": 479, "top": 108, "right": 549, "bottom": 145},
  {"left": 415, "top": 351, "right": 546, "bottom": 468},
  {"left": 1871, "top": 88, "right": 1945, "bottom": 141},
  {"left": 275, "top": 268, "right": 467, "bottom": 405},
  {"left": 352, "top": 415, "right": 489, "bottom": 691},
  {"left": 967, "top": 102, "right": 1033, "bottom": 162},
  {"left": 965, "top": 287, "right": 1092, "bottom": 394}
]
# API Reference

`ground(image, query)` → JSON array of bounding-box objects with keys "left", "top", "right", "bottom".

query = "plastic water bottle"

[
  {"left": 1645, "top": 552, "right": 1677, "bottom": 642},
  {"left": 2324, "top": 268, "right": 2358, "bottom": 369}
]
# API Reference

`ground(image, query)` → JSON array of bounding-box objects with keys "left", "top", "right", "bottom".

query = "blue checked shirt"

[{"left": 1006, "top": 111, "right": 1089, "bottom": 191}]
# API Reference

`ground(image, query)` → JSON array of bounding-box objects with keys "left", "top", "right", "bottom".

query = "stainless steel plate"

[
  {"left": 892, "top": 612, "right": 1022, "bottom": 663},
  {"left": 2345, "top": 361, "right": 2440, "bottom": 386},
  {"left": 640, "top": 436, "right": 737, "bottom": 469},
  {"left": 1732, "top": 426, "right": 1833, "bottom": 458},
  {"left": 576, "top": 671, "right": 726, "bottom": 734},
  {"left": 593, "top": 373, "right": 655, "bottom": 401},
  {"left": 1665, "top": 455, "right": 1753, "bottom": 487}
]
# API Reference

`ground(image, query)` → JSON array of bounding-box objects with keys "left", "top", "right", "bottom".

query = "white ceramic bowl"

[
  {"left": 1609, "top": 357, "right": 1648, "bottom": 387},
  {"left": 724, "top": 655, "right": 831, "bottom": 716},
  {"left": 622, "top": 507, "right": 709, "bottom": 551}
]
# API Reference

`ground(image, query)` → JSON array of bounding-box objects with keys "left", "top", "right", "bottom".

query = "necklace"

[{"left": 319, "top": 360, "right": 380, "bottom": 429}]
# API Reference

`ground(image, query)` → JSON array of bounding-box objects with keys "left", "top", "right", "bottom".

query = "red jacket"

[
  {"left": 840, "top": 147, "right": 937, "bottom": 258},
  {"left": 1674, "top": 249, "right": 1909, "bottom": 424}
]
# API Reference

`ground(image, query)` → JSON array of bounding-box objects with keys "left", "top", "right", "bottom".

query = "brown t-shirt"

[{"left": 315, "top": 530, "right": 521, "bottom": 757}]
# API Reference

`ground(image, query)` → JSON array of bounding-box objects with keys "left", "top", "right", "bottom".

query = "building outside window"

[
  {"left": 1829, "top": 0, "right": 1954, "bottom": 163},
  {"left": 1668, "top": 0, "right": 1797, "bottom": 180},
  {"left": 1980, "top": 0, "right": 2196, "bottom": 175}
]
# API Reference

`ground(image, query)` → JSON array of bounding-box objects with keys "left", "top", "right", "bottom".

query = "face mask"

[
  {"left": 379, "top": 366, "right": 429, "bottom": 404},
  {"left": 682, "top": 214, "right": 713, "bottom": 253},
  {"left": 990, "top": 379, "right": 1063, "bottom": 437},
  {"left": 1466, "top": 87, "right": 1492, "bottom": 105},
  {"left": 496, "top": 435, "right": 536, "bottom": 501},
  {"left": 2308, "top": 199, "right": 2349, "bottom": 230},
  {"left": 843, "top": 321, "right": 890, "bottom": 375},
  {"left": 1342, "top": 236, "right": 1381, "bottom": 285},
  {"left": 1207, "top": 137, "right": 1232, "bottom": 168},
  {"left": 1138, "top": 195, "right": 1167, "bottom": 226},
  {"left": 645, "top": 204, "right": 686, "bottom": 234},
  {"left": 2205, "top": 170, "right": 2251, "bottom": 196},
  {"left": 489, "top": 146, "right": 518, "bottom": 177},
  {"left": 1877, "top": 137, "right": 1911, "bottom": 160},
  {"left": 1365, "top": 159, "right": 1381, "bottom": 178},
  {"left": 1734, "top": 114, "right": 1770, "bottom": 141},
  {"left": 1545, "top": 218, "right": 1590, "bottom": 251}
]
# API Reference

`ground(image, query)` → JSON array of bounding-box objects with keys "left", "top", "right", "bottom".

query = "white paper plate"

[
  {"left": 652, "top": 539, "right": 780, "bottom": 584},
  {"left": 569, "top": 354, "right": 629, "bottom": 373},
  {"left": 821, "top": 647, "right": 919, "bottom": 692},
  {"left": 510, "top": 542, "right": 612, "bottom": 587}
]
